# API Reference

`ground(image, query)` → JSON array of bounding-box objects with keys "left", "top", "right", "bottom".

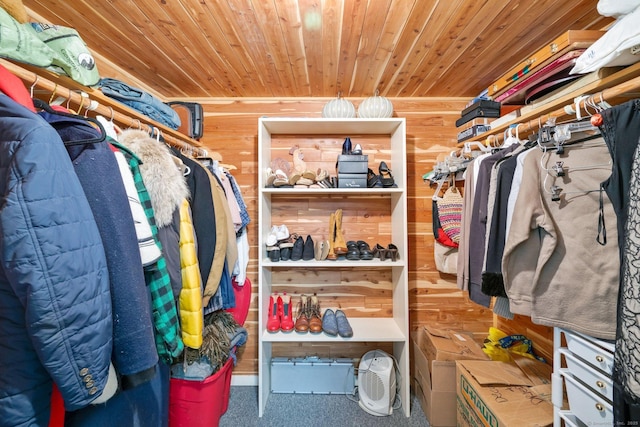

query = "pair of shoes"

[
  {"left": 322, "top": 309, "right": 353, "bottom": 337},
  {"left": 341, "top": 137, "right": 363, "bottom": 155},
  {"left": 346, "top": 240, "right": 374, "bottom": 261},
  {"left": 267, "top": 292, "right": 294, "bottom": 333},
  {"left": 315, "top": 239, "right": 330, "bottom": 260},
  {"left": 379, "top": 161, "right": 396, "bottom": 188},
  {"left": 294, "top": 294, "right": 322, "bottom": 334},
  {"left": 266, "top": 224, "right": 290, "bottom": 246},
  {"left": 373, "top": 243, "right": 399, "bottom": 261},
  {"left": 327, "top": 209, "right": 348, "bottom": 260},
  {"left": 290, "top": 235, "right": 315, "bottom": 261}
]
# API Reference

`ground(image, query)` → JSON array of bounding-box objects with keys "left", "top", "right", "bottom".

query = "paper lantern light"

[
  {"left": 322, "top": 93, "right": 356, "bottom": 118},
  {"left": 358, "top": 90, "right": 394, "bottom": 118}
]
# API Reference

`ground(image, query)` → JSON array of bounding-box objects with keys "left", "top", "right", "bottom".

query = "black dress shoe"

[
  {"left": 342, "top": 137, "right": 352, "bottom": 155},
  {"left": 346, "top": 241, "right": 360, "bottom": 261},
  {"left": 302, "top": 235, "right": 315, "bottom": 261},
  {"left": 291, "top": 236, "right": 304, "bottom": 261}
]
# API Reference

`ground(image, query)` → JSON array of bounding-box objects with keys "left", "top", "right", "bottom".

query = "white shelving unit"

[{"left": 257, "top": 117, "right": 409, "bottom": 417}]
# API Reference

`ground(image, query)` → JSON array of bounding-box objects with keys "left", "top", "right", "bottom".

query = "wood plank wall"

[{"left": 190, "top": 97, "right": 552, "bottom": 375}]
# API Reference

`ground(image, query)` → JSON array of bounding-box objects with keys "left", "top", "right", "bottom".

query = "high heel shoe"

[
  {"left": 341, "top": 137, "right": 353, "bottom": 155},
  {"left": 386, "top": 243, "right": 398, "bottom": 262},
  {"left": 373, "top": 243, "right": 387, "bottom": 260},
  {"left": 378, "top": 161, "right": 395, "bottom": 188}
]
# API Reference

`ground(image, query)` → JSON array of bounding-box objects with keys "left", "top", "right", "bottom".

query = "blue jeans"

[{"left": 97, "top": 78, "right": 181, "bottom": 130}]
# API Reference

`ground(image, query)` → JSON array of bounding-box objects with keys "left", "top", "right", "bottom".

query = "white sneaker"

[
  {"left": 276, "top": 224, "right": 290, "bottom": 241},
  {"left": 266, "top": 226, "right": 279, "bottom": 246}
]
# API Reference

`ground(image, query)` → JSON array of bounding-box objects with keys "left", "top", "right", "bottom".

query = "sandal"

[
  {"left": 265, "top": 167, "right": 276, "bottom": 187},
  {"left": 379, "top": 161, "right": 395, "bottom": 188},
  {"left": 273, "top": 169, "right": 290, "bottom": 187},
  {"left": 357, "top": 240, "right": 374, "bottom": 260}
]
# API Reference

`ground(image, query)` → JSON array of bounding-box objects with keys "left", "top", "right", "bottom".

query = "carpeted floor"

[{"left": 219, "top": 386, "right": 430, "bottom": 427}]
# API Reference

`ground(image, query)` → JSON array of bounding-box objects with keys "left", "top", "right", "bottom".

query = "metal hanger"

[{"left": 33, "top": 98, "right": 106, "bottom": 146}]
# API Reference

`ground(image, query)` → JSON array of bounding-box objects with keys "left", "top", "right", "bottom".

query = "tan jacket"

[{"left": 502, "top": 140, "right": 619, "bottom": 340}]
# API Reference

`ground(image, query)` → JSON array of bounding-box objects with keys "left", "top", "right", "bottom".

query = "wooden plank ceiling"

[{"left": 23, "top": 0, "right": 609, "bottom": 99}]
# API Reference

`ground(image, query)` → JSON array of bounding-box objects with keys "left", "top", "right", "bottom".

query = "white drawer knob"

[
  {"left": 595, "top": 403, "right": 605, "bottom": 412},
  {"left": 595, "top": 355, "right": 605, "bottom": 363},
  {"left": 596, "top": 380, "right": 605, "bottom": 389}
]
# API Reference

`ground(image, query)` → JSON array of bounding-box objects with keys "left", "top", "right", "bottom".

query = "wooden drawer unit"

[{"left": 553, "top": 328, "right": 615, "bottom": 427}]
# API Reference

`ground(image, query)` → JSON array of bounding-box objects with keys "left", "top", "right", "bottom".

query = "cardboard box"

[
  {"left": 456, "top": 359, "right": 554, "bottom": 427},
  {"left": 337, "top": 173, "right": 367, "bottom": 188},
  {"left": 336, "top": 154, "right": 368, "bottom": 174},
  {"left": 411, "top": 327, "right": 488, "bottom": 426}
]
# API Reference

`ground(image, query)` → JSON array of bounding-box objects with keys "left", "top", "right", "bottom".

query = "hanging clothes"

[
  {"left": 117, "top": 129, "right": 184, "bottom": 364},
  {"left": 0, "top": 94, "right": 113, "bottom": 426},
  {"left": 39, "top": 110, "right": 159, "bottom": 384},
  {"left": 502, "top": 138, "right": 619, "bottom": 339},
  {"left": 598, "top": 98, "right": 640, "bottom": 423}
]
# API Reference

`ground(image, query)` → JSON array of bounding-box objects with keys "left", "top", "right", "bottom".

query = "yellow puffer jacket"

[{"left": 179, "top": 198, "right": 203, "bottom": 349}]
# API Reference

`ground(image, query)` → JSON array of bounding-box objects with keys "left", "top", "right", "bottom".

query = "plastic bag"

[{"left": 482, "top": 327, "right": 546, "bottom": 363}]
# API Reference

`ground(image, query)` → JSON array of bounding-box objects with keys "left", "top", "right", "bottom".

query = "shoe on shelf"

[
  {"left": 276, "top": 224, "right": 290, "bottom": 241},
  {"left": 367, "top": 168, "right": 382, "bottom": 188},
  {"left": 290, "top": 235, "right": 304, "bottom": 261},
  {"left": 346, "top": 241, "right": 360, "bottom": 261},
  {"left": 357, "top": 241, "right": 374, "bottom": 260},
  {"left": 341, "top": 137, "right": 352, "bottom": 155},
  {"left": 279, "top": 242, "right": 293, "bottom": 261},
  {"left": 373, "top": 243, "right": 386, "bottom": 260},
  {"left": 265, "top": 167, "right": 276, "bottom": 187},
  {"left": 386, "top": 243, "right": 399, "bottom": 261},
  {"left": 335, "top": 309, "right": 353, "bottom": 338},
  {"left": 308, "top": 294, "right": 323, "bottom": 334},
  {"left": 267, "top": 246, "right": 280, "bottom": 262},
  {"left": 327, "top": 212, "right": 338, "bottom": 261},
  {"left": 322, "top": 308, "right": 338, "bottom": 336},
  {"left": 272, "top": 169, "right": 291, "bottom": 187},
  {"left": 333, "top": 209, "right": 348, "bottom": 256},
  {"left": 267, "top": 293, "right": 281, "bottom": 333},
  {"left": 302, "top": 235, "right": 315, "bottom": 261},
  {"left": 294, "top": 295, "right": 309, "bottom": 333},
  {"left": 378, "top": 161, "right": 396, "bottom": 188},
  {"left": 351, "top": 143, "right": 363, "bottom": 155},
  {"left": 280, "top": 293, "right": 294, "bottom": 333},
  {"left": 319, "top": 239, "right": 330, "bottom": 260}
]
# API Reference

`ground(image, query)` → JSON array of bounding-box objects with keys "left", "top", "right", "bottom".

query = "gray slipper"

[{"left": 335, "top": 310, "right": 353, "bottom": 338}]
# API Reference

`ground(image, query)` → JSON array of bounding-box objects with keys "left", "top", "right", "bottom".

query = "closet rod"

[
  {"left": 511, "top": 73, "right": 640, "bottom": 136},
  {"left": 0, "top": 59, "right": 207, "bottom": 156}
]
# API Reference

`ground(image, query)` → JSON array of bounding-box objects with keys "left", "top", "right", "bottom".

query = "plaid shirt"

[{"left": 113, "top": 142, "right": 184, "bottom": 363}]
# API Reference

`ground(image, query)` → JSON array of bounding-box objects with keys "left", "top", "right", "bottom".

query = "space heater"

[{"left": 357, "top": 350, "right": 396, "bottom": 416}]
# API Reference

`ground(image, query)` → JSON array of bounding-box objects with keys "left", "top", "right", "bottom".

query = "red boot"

[
  {"left": 267, "top": 293, "right": 281, "bottom": 333},
  {"left": 280, "top": 292, "right": 294, "bottom": 332}
]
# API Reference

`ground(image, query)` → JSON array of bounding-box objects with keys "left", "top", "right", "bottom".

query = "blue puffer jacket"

[{"left": 0, "top": 95, "right": 113, "bottom": 427}]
